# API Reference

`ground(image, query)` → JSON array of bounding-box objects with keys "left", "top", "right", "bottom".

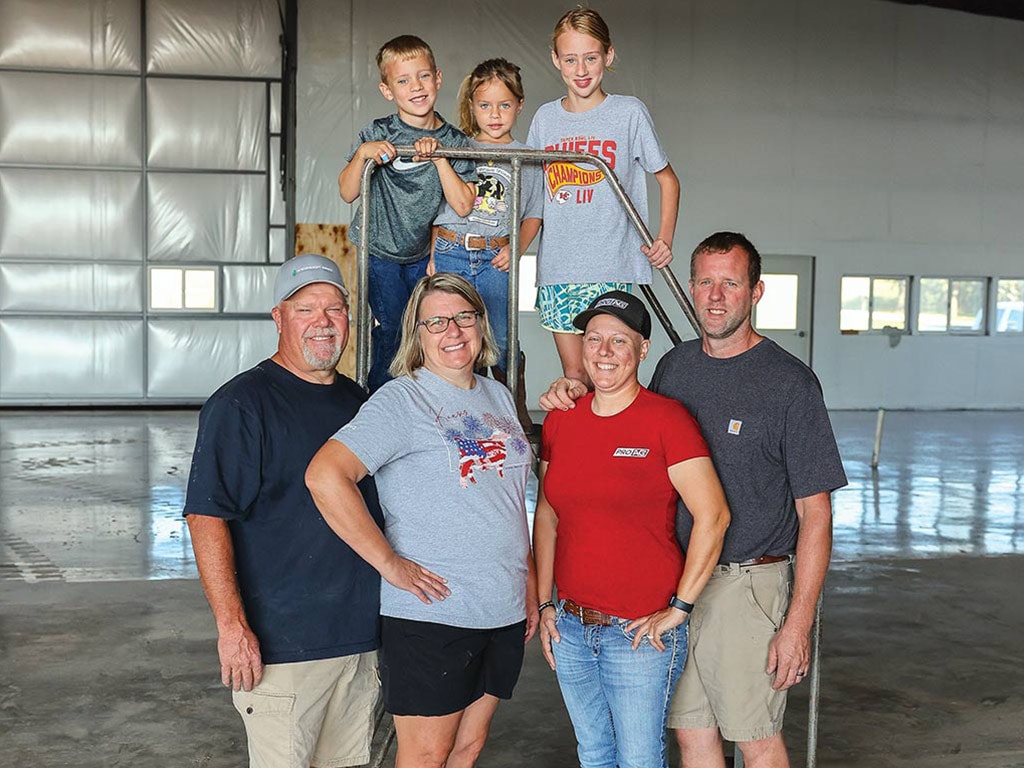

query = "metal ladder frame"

[{"left": 351, "top": 145, "right": 823, "bottom": 768}]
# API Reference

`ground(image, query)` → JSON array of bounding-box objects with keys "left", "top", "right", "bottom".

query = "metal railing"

[
  {"left": 354, "top": 145, "right": 701, "bottom": 392},
  {"left": 352, "top": 145, "right": 823, "bottom": 768}
]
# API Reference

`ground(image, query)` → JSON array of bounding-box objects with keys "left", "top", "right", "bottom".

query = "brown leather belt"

[
  {"left": 562, "top": 598, "right": 614, "bottom": 626},
  {"left": 729, "top": 554, "right": 790, "bottom": 567},
  {"left": 437, "top": 226, "right": 509, "bottom": 251}
]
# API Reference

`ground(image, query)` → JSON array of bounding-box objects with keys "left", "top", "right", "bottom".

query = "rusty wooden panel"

[{"left": 294, "top": 223, "right": 358, "bottom": 379}]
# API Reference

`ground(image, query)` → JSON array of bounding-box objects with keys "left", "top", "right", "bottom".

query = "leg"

[
  {"left": 366, "top": 255, "right": 407, "bottom": 392},
  {"left": 552, "top": 331, "right": 588, "bottom": 384},
  {"left": 601, "top": 622, "right": 685, "bottom": 768},
  {"left": 393, "top": 711, "right": 463, "bottom": 768},
  {"left": 310, "top": 651, "right": 380, "bottom": 768},
  {"left": 736, "top": 733, "right": 790, "bottom": 768},
  {"left": 552, "top": 613, "right": 617, "bottom": 768},
  {"left": 233, "top": 657, "right": 365, "bottom": 768},
  {"left": 445, "top": 694, "right": 502, "bottom": 768},
  {"left": 473, "top": 250, "right": 510, "bottom": 370},
  {"left": 676, "top": 727, "right": 727, "bottom": 768},
  {"left": 671, "top": 565, "right": 794, "bottom": 767}
]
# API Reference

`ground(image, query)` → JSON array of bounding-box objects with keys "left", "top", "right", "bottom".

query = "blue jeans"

[
  {"left": 433, "top": 236, "right": 511, "bottom": 369},
  {"left": 552, "top": 601, "right": 686, "bottom": 768},
  {"left": 367, "top": 254, "right": 428, "bottom": 392}
]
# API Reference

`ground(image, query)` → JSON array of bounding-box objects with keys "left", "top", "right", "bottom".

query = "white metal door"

[{"left": 754, "top": 255, "right": 814, "bottom": 365}]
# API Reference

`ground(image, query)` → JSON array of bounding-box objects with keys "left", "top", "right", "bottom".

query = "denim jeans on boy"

[
  {"left": 552, "top": 600, "right": 686, "bottom": 768},
  {"left": 367, "top": 254, "right": 428, "bottom": 392},
  {"left": 432, "top": 236, "right": 511, "bottom": 370}
]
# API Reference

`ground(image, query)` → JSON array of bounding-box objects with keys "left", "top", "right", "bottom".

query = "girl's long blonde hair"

[{"left": 457, "top": 58, "right": 525, "bottom": 137}]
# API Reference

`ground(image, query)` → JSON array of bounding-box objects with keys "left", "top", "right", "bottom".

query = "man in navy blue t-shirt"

[{"left": 184, "top": 254, "right": 384, "bottom": 768}]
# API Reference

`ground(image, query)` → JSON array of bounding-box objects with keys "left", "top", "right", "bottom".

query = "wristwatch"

[{"left": 669, "top": 595, "right": 694, "bottom": 613}]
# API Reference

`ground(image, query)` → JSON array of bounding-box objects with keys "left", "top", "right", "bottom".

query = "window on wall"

[
  {"left": 840, "top": 276, "right": 909, "bottom": 332},
  {"left": 917, "top": 277, "right": 986, "bottom": 334},
  {"left": 995, "top": 278, "right": 1024, "bottom": 334},
  {"left": 755, "top": 274, "right": 799, "bottom": 330},
  {"left": 150, "top": 267, "right": 217, "bottom": 310}
]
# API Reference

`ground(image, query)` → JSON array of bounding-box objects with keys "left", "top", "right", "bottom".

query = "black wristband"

[
  {"left": 538, "top": 601, "right": 556, "bottom": 613},
  {"left": 669, "top": 595, "right": 694, "bottom": 613}
]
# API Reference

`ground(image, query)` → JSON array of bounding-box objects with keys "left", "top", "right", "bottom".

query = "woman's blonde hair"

[
  {"left": 389, "top": 273, "right": 499, "bottom": 378},
  {"left": 551, "top": 5, "right": 612, "bottom": 55},
  {"left": 457, "top": 58, "right": 525, "bottom": 137}
]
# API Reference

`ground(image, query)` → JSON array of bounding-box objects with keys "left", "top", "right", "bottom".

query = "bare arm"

[
  {"left": 537, "top": 376, "right": 587, "bottom": 412},
  {"left": 412, "top": 137, "right": 475, "bottom": 216},
  {"left": 338, "top": 140, "right": 396, "bottom": 202},
  {"left": 626, "top": 456, "right": 730, "bottom": 650},
  {"left": 305, "top": 439, "right": 450, "bottom": 603},
  {"left": 532, "top": 461, "right": 560, "bottom": 669},
  {"left": 186, "top": 514, "right": 263, "bottom": 691},
  {"left": 641, "top": 163, "right": 680, "bottom": 269},
  {"left": 426, "top": 225, "right": 439, "bottom": 275},
  {"left": 524, "top": 549, "right": 540, "bottom": 643},
  {"left": 493, "top": 217, "right": 542, "bottom": 272},
  {"left": 434, "top": 160, "right": 475, "bottom": 217},
  {"left": 766, "top": 491, "right": 833, "bottom": 690}
]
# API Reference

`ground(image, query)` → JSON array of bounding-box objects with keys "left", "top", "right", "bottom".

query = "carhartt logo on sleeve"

[
  {"left": 613, "top": 447, "right": 650, "bottom": 458},
  {"left": 728, "top": 419, "right": 742, "bottom": 435}
]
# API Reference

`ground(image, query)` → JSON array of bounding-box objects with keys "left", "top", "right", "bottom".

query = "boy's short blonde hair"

[{"left": 376, "top": 35, "right": 437, "bottom": 83}]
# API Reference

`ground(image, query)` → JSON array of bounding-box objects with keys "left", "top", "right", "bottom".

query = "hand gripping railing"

[
  {"left": 354, "top": 145, "right": 701, "bottom": 393},
  {"left": 353, "top": 145, "right": 823, "bottom": 768}
]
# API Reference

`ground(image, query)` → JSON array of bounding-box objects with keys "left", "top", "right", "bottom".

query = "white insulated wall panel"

[
  {"left": 147, "top": 79, "right": 267, "bottom": 170},
  {"left": 147, "top": 172, "right": 266, "bottom": 262},
  {"left": 146, "top": 0, "right": 281, "bottom": 77},
  {"left": 0, "top": 169, "right": 143, "bottom": 260},
  {"left": 0, "top": 0, "right": 141, "bottom": 71},
  {"left": 146, "top": 319, "right": 276, "bottom": 398},
  {"left": 222, "top": 265, "right": 276, "bottom": 314},
  {"left": 269, "top": 228, "right": 285, "bottom": 263},
  {"left": 0, "top": 318, "right": 144, "bottom": 398},
  {"left": 270, "top": 136, "right": 284, "bottom": 226},
  {"left": 270, "top": 81, "right": 281, "bottom": 133},
  {"left": 0, "top": 263, "right": 142, "bottom": 312},
  {"left": 0, "top": 72, "right": 142, "bottom": 166}
]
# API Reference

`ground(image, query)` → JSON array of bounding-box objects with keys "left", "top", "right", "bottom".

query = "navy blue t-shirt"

[{"left": 184, "top": 359, "right": 383, "bottom": 664}]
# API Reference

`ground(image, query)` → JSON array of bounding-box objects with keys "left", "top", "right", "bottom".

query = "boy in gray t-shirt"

[{"left": 338, "top": 35, "right": 477, "bottom": 392}]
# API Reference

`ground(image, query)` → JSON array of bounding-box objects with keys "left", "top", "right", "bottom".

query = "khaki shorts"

[
  {"left": 667, "top": 559, "right": 793, "bottom": 743},
  {"left": 232, "top": 651, "right": 380, "bottom": 768}
]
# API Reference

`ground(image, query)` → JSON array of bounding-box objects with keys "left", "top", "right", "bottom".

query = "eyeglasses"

[{"left": 417, "top": 310, "right": 481, "bottom": 334}]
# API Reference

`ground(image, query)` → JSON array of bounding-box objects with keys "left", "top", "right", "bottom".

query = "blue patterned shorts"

[{"left": 536, "top": 282, "right": 632, "bottom": 333}]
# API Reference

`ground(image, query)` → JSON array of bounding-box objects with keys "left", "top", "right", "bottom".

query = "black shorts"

[{"left": 379, "top": 616, "right": 526, "bottom": 717}]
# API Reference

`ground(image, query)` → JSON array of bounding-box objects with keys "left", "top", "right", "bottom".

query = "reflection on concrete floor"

[{"left": 1, "top": 410, "right": 1021, "bottom": 582}]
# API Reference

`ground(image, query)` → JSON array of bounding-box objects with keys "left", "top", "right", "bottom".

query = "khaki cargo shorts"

[
  {"left": 232, "top": 650, "right": 379, "bottom": 768},
  {"left": 667, "top": 558, "right": 793, "bottom": 743}
]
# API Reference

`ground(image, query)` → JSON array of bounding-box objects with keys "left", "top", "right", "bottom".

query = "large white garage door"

[{"left": 0, "top": 0, "right": 285, "bottom": 404}]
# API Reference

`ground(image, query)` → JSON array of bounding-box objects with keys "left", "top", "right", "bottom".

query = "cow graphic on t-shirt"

[{"left": 438, "top": 410, "right": 530, "bottom": 488}]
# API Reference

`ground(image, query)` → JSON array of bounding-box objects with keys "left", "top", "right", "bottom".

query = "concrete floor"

[{"left": 1, "top": 410, "right": 1023, "bottom": 766}]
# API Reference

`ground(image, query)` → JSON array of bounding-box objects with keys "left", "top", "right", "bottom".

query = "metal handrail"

[
  {"left": 352, "top": 145, "right": 823, "bottom": 768},
  {"left": 354, "top": 145, "right": 700, "bottom": 390}
]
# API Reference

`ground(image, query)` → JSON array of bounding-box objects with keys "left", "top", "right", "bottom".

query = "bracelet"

[
  {"left": 538, "top": 601, "right": 556, "bottom": 613},
  {"left": 669, "top": 595, "right": 695, "bottom": 613}
]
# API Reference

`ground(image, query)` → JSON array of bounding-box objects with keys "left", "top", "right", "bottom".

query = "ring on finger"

[{"left": 380, "top": 152, "right": 390, "bottom": 163}]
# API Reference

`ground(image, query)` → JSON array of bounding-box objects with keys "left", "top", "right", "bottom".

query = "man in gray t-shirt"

[{"left": 541, "top": 232, "right": 847, "bottom": 768}]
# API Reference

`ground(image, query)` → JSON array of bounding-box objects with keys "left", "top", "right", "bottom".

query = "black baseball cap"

[{"left": 572, "top": 290, "right": 652, "bottom": 340}]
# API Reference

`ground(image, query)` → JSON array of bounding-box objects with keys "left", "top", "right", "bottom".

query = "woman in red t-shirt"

[{"left": 533, "top": 290, "right": 730, "bottom": 768}]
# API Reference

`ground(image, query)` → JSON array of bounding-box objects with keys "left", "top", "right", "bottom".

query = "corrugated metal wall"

[{"left": 0, "top": 0, "right": 284, "bottom": 403}]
